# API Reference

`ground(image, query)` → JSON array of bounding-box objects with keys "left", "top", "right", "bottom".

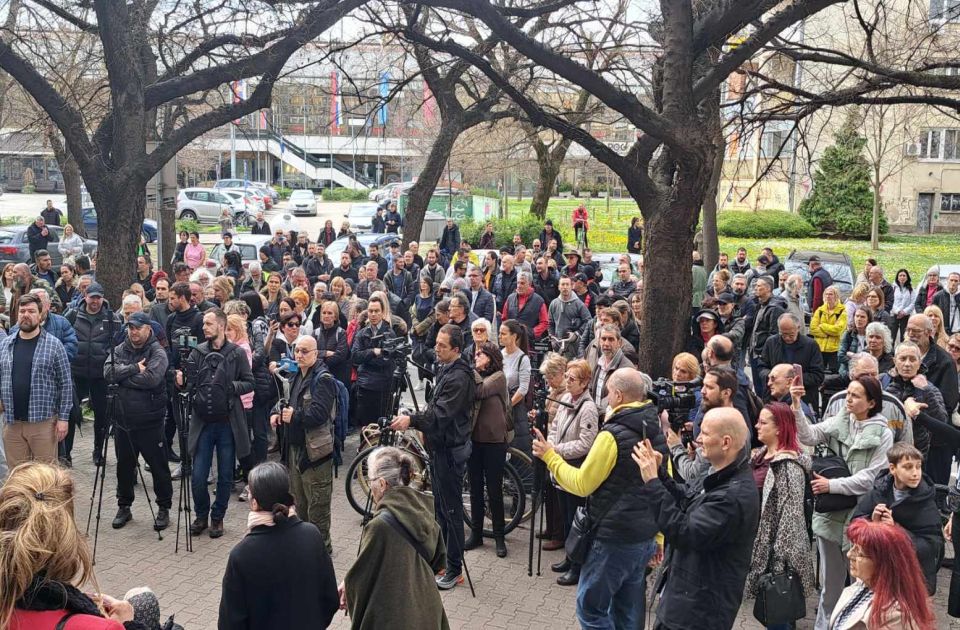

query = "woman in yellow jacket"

[{"left": 810, "top": 285, "right": 847, "bottom": 372}]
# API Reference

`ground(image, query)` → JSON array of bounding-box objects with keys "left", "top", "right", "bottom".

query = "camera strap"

[{"left": 379, "top": 509, "right": 433, "bottom": 567}]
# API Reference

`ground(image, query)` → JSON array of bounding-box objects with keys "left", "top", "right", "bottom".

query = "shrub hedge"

[
  {"left": 716, "top": 210, "right": 815, "bottom": 239},
  {"left": 459, "top": 215, "right": 546, "bottom": 249},
  {"left": 321, "top": 188, "right": 370, "bottom": 202}
]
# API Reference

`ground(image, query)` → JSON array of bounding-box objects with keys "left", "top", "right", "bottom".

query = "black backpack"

[{"left": 193, "top": 346, "right": 234, "bottom": 422}]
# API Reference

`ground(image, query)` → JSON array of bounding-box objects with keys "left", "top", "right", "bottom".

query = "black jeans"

[
  {"left": 355, "top": 386, "right": 389, "bottom": 428},
  {"left": 75, "top": 377, "right": 108, "bottom": 459},
  {"left": 250, "top": 400, "right": 271, "bottom": 467},
  {"left": 432, "top": 443, "right": 471, "bottom": 576},
  {"left": 467, "top": 442, "right": 507, "bottom": 536},
  {"left": 58, "top": 387, "right": 82, "bottom": 462},
  {"left": 114, "top": 423, "right": 173, "bottom": 509}
]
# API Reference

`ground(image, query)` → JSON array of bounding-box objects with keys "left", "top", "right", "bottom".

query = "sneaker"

[
  {"left": 209, "top": 519, "right": 224, "bottom": 539},
  {"left": 171, "top": 464, "right": 183, "bottom": 480},
  {"left": 154, "top": 508, "right": 170, "bottom": 531},
  {"left": 239, "top": 485, "right": 249, "bottom": 502},
  {"left": 190, "top": 517, "right": 208, "bottom": 536},
  {"left": 436, "top": 572, "right": 463, "bottom": 590},
  {"left": 111, "top": 507, "right": 132, "bottom": 529}
]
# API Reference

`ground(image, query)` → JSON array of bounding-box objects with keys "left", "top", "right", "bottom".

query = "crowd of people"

[{"left": 0, "top": 203, "right": 956, "bottom": 629}]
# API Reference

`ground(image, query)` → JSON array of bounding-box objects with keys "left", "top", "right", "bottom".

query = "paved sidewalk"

[{"left": 66, "top": 423, "right": 959, "bottom": 629}]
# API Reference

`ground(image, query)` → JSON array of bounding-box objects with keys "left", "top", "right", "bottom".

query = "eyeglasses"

[{"left": 284, "top": 321, "right": 301, "bottom": 328}]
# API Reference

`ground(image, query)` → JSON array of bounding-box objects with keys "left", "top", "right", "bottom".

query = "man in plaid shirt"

[{"left": 0, "top": 294, "right": 73, "bottom": 467}]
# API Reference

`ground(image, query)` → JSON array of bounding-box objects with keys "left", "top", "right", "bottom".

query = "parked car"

[
  {"left": 205, "top": 234, "right": 272, "bottom": 274},
  {"left": 250, "top": 185, "right": 274, "bottom": 210},
  {"left": 222, "top": 187, "right": 267, "bottom": 212},
  {"left": 252, "top": 182, "right": 280, "bottom": 204},
  {"left": 0, "top": 224, "right": 97, "bottom": 266},
  {"left": 346, "top": 202, "right": 379, "bottom": 233},
  {"left": 80, "top": 206, "right": 157, "bottom": 243},
  {"left": 784, "top": 249, "right": 857, "bottom": 313},
  {"left": 592, "top": 253, "right": 643, "bottom": 291},
  {"left": 325, "top": 232, "right": 400, "bottom": 265},
  {"left": 177, "top": 187, "right": 245, "bottom": 224},
  {"left": 288, "top": 189, "right": 318, "bottom": 216},
  {"left": 368, "top": 182, "right": 404, "bottom": 202},
  {"left": 214, "top": 179, "right": 255, "bottom": 191},
  {"left": 220, "top": 190, "right": 259, "bottom": 226}
]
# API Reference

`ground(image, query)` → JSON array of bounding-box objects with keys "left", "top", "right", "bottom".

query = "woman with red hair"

[
  {"left": 831, "top": 518, "right": 935, "bottom": 629},
  {"left": 746, "top": 402, "right": 816, "bottom": 629}
]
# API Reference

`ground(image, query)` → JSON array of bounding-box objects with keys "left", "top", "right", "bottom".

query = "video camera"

[
  {"left": 371, "top": 334, "right": 412, "bottom": 360},
  {"left": 648, "top": 377, "right": 702, "bottom": 447}
]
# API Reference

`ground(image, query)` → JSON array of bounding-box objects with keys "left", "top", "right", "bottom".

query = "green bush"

[
  {"left": 716, "top": 210, "right": 815, "bottom": 239},
  {"left": 460, "top": 215, "right": 545, "bottom": 249},
  {"left": 175, "top": 218, "right": 200, "bottom": 234},
  {"left": 276, "top": 186, "right": 293, "bottom": 200},
  {"left": 321, "top": 188, "right": 370, "bottom": 202},
  {"left": 557, "top": 181, "right": 573, "bottom": 193},
  {"left": 470, "top": 186, "right": 500, "bottom": 198}
]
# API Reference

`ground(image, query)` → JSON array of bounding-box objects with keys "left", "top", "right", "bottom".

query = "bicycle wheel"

[
  {"left": 506, "top": 447, "right": 537, "bottom": 524},
  {"left": 463, "top": 460, "right": 526, "bottom": 537},
  {"left": 345, "top": 445, "right": 429, "bottom": 518}
]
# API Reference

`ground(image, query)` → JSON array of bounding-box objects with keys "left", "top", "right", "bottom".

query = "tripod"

[
  {"left": 85, "top": 384, "right": 162, "bottom": 565},
  {"left": 173, "top": 389, "right": 194, "bottom": 553}
]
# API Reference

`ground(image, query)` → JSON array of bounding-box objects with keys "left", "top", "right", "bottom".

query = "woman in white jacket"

[
  {"left": 57, "top": 223, "right": 84, "bottom": 262},
  {"left": 891, "top": 268, "right": 915, "bottom": 344}
]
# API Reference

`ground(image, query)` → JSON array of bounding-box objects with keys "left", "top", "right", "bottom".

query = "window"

[
  {"left": 760, "top": 127, "right": 794, "bottom": 157},
  {"left": 941, "top": 193, "right": 960, "bottom": 212},
  {"left": 931, "top": 0, "right": 960, "bottom": 22},
  {"left": 916, "top": 129, "right": 960, "bottom": 159}
]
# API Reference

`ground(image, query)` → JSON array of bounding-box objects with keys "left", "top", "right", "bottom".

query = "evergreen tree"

[{"left": 799, "top": 112, "right": 888, "bottom": 238}]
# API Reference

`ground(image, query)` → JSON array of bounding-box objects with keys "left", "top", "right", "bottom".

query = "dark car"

[
  {"left": 784, "top": 249, "right": 856, "bottom": 313},
  {"left": 81, "top": 206, "right": 158, "bottom": 243},
  {"left": 0, "top": 224, "right": 98, "bottom": 266}
]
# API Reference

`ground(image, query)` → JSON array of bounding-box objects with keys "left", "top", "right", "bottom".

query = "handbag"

[
  {"left": 565, "top": 500, "right": 618, "bottom": 565},
  {"left": 753, "top": 483, "right": 806, "bottom": 625},
  {"left": 811, "top": 444, "right": 857, "bottom": 513}
]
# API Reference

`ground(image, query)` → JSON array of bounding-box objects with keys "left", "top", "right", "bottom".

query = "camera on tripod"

[
  {"left": 648, "top": 377, "right": 702, "bottom": 447},
  {"left": 371, "top": 334, "right": 412, "bottom": 360}
]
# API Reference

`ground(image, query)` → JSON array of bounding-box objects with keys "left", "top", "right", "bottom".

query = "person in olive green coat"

[{"left": 343, "top": 447, "right": 449, "bottom": 630}]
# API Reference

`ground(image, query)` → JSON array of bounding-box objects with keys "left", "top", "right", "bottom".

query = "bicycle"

[{"left": 345, "top": 423, "right": 529, "bottom": 537}]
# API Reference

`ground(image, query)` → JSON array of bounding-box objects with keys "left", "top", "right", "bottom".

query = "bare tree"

[
  {"left": 0, "top": 0, "right": 367, "bottom": 303},
  {"left": 403, "top": 0, "right": 844, "bottom": 375}
]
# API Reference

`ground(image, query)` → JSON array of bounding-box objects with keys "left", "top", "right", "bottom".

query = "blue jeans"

[
  {"left": 192, "top": 422, "right": 235, "bottom": 522},
  {"left": 577, "top": 537, "right": 658, "bottom": 630}
]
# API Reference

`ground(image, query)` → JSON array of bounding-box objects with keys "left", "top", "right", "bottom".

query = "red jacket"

[
  {"left": 572, "top": 207, "right": 589, "bottom": 230},
  {"left": 10, "top": 609, "right": 124, "bottom": 630}
]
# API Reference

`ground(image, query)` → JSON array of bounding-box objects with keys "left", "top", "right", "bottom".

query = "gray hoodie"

[{"left": 548, "top": 292, "right": 591, "bottom": 339}]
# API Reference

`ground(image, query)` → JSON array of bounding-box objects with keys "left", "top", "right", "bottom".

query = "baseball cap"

[
  {"left": 86, "top": 282, "right": 104, "bottom": 297},
  {"left": 716, "top": 292, "right": 736, "bottom": 305},
  {"left": 808, "top": 255, "right": 821, "bottom": 263},
  {"left": 126, "top": 312, "right": 151, "bottom": 327},
  {"left": 573, "top": 272, "right": 588, "bottom": 283}
]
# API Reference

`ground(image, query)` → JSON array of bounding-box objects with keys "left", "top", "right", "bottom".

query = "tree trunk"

[
  {"left": 529, "top": 161, "right": 559, "bottom": 220},
  {"left": 46, "top": 128, "right": 85, "bottom": 237},
  {"left": 88, "top": 182, "right": 145, "bottom": 308},
  {"left": 160, "top": 201, "right": 176, "bottom": 274},
  {"left": 871, "top": 168, "right": 881, "bottom": 251},
  {"left": 638, "top": 198, "right": 699, "bottom": 376},
  {"left": 402, "top": 117, "right": 463, "bottom": 249},
  {"left": 700, "top": 130, "right": 725, "bottom": 270}
]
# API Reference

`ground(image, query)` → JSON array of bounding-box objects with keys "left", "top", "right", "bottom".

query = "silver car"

[
  {"left": 346, "top": 202, "right": 379, "bottom": 233},
  {"left": 177, "top": 187, "right": 245, "bottom": 223},
  {"left": 288, "top": 189, "right": 318, "bottom": 216}
]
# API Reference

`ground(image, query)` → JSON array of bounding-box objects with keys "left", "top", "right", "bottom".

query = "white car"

[
  {"left": 220, "top": 190, "right": 259, "bottom": 226},
  {"left": 222, "top": 187, "right": 266, "bottom": 212},
  {"left": 346, "top": 202, "right": 379, "bottom": 233},
  {"left": 177, "top": 187, "right": 245, "bottom": 223},
  {"left": 288, "top": 189, "right": 318, "bottom": 216},
  {"left": 368, "top": 182, "right": 404, "bottom": 202}
]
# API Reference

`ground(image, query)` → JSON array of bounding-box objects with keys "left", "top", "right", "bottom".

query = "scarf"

[{"left": 246, "top": 505, "right": 298, "bottom": 532}]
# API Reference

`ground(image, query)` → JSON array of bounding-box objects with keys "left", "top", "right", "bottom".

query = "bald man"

[
  {"left": 634, "top": 407, "right": 759, "bottom": 630},
  {"left": 271, "top": 334, "right": 337, "bottom": 553}
]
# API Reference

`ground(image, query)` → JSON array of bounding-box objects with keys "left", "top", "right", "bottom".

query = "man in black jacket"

[
  {"left": 391, "top": 324, "right": 475, "bottom": 590},
  {"left": 635, "top": 406, "right": 759, "bottom": 630},
  {"left": 492, "top": 254, "right": 518, "bottom": 313},
  {"left": 66, "top": 282, "right": 122, "bottom": 465},
  {"left": 104, "top": 312, "right": 173, "bottom": 532},
  {"left": 533, "top": 368, "right": 666, "bottom": 626},
  {"left": 177, "top": 307, "right": 255, "bottom": 539},
  {"left": 758, "top": 312, "right": 824, "bottom": 409},
  {"left": 532, "top": 256, "right": 560, "bottom": 305},
  {"left": 271, "top": 335, "right": 337, "bottom": 553},
  {"left": 466, "top": 267, "right": 495, "bottom": 323},
  {"left": 250, "top": 211, "right": 271, "bottom": 235},
  {"left": 26, "top": 216, "right": 52, "bottom": 259},
  {"left": 438, "top": 218, "right": 460, "bottom": 257},
  {"left": 164, "top": 281, "right": 204, "bottom": 465}
]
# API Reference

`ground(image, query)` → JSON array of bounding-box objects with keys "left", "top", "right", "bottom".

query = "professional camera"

[
  {"left": 648, "top": 377, "right": 702, "bottom": 446},
  {"left": 372, "top": 334, "right": 412, "bottom": 360}
]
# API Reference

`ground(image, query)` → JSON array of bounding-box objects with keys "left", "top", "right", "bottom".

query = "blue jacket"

[
  {"left": 0, "top": 329, "right": 73, "bottom": 423},
  {"left": 11, "top": 313, "right": 77, "bottom": 362}
]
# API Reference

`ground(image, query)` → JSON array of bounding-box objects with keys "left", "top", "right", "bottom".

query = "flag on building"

[
  {"left": 330, "top": 71, "right": 342, "bottom": 133},
  {"left": 378, "top": 72, "right": 390, "bottom": 129},
  {"left": 259, "top": 110, "right": 268, "bottom": 130}
]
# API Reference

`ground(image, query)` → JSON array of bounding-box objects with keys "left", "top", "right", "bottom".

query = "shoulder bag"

[
  {"left": 380, "top": 509, "right": 433, "bottom": 567},
  {"left": 811, "top": 443, "right": 858, "bottom": 513},
  {"left": 753, "top": 482, "right": 806, "bottom": 625}
]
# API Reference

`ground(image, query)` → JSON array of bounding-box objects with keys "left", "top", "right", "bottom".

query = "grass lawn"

[{"left": 503, "top": 197, "right": 957, "bottom": 282}]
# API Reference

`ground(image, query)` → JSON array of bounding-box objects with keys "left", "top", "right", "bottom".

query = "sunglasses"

[{"left": 284, "top": 321, "right": 301, "bottom": 328}]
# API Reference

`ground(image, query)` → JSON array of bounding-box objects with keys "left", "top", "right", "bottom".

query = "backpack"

[
  {"left": 322, "top": 373, "right": 351, "bottom": 469},
  {"left": 193, "top": 347, "right": 234, "bottom": 423}
]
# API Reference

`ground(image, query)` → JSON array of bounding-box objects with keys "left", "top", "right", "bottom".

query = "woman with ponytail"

[
  {"left": 342, "top": 446, "right": 449, "bottom": 629},
  {"left": 218, "top": 461, "right": 339, "bottom": 629},
  {"left": 1, "top": 462, "right": 175, "bottom": 630}
]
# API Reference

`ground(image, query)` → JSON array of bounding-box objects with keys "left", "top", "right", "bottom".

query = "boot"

[
  {"left": 557, "top": 567, "right": 580, "bottom": 586},
  {"left": 190, "top": 517, "right": 208, "bottom": 536},
  {"left": 464, "top": 528, "right": 483, "bottom": 550},
  {"left": 495, "top": 536, "right": 507, "bottom": 558},
  {"left": 551, "top": 557, "right": 571, "bottom": 573},
  {"left": 154, "top": 508, "right": 170, "bottom": 531},
  {"left": 111, "top": 507, "right": 132, "bottom": 529},
  {"left": 209, "top": 519, "right": 224, "bottom": 538}
]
